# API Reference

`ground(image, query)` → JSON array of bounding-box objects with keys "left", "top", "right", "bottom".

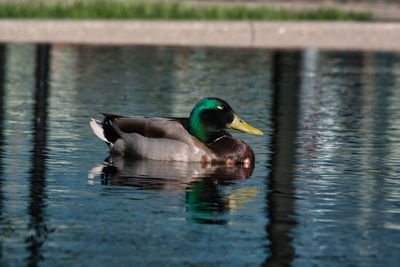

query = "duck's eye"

[{"left": 216, "top": 105, "right": 224, "bottom": 110}]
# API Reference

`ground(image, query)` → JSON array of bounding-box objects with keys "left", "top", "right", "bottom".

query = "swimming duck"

[{"left": 90, "top": 97, "right": 263, "bottom": 166}]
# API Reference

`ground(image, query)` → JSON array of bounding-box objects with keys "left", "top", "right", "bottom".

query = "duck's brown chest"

[{"left": 207, "top": 136, "right": 255, "bottom": 167}]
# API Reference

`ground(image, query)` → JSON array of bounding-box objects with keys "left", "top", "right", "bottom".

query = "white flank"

[{"left": 90, "top": 118, "right": 109, "bottom": 143}]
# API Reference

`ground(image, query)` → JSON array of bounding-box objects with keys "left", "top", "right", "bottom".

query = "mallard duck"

[{"left": 90, "top": 97, "right": 263, "bottom": 166}]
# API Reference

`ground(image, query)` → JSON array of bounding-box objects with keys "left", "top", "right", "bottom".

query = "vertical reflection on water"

[
  {"left": 371, "top": 53, "right": 395, "bottom": 178},
  {"left": 25, "top": 44, "right": 51, "bottom": 266},
  {"left": 295, "top": 51, "right": 400, "bottom": 264},
  {"left": 0, "top": 44, "right": 6, "bottom": 260},
  {"left": 265, "top": 51, "right": 300, "bottom": 266}
]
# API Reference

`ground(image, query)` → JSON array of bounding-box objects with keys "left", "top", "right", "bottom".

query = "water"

[{"left": 0, "top": 44, "right": 399, "bottom": 266}]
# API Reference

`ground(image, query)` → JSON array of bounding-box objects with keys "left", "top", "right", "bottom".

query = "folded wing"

[{"left": 102, "top": 114, "right": 209, "bottom": 152}]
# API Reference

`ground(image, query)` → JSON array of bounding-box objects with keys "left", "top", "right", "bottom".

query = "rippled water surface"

[{"left": 0, "top": 44, "right": 399, "bottom": 266}]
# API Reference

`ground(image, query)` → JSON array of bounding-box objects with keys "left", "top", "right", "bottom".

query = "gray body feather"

[{"left": 112, "top": 133, "right": 208, "bottom": 161}]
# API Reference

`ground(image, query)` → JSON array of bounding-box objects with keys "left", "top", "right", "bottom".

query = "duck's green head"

[{"left": 188, "top": 97, "right": 263, "bottom": 143}]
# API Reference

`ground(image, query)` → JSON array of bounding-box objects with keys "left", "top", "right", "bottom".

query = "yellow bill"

[{"left": 227, "top": 114, "right": 264, "bottom": 136}]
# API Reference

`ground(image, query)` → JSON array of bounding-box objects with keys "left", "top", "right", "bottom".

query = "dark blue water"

[{"left": 0, "top": 44, "right": 399, "bottom": 266}]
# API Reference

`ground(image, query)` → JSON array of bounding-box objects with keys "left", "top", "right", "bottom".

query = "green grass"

[{"left": 0, "top": 0, "right": 374, "bottom": 21}]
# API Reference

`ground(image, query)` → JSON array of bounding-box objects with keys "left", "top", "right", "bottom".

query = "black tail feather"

[{"left": 102, "top": 115, "right": 121, "bottom": 144}]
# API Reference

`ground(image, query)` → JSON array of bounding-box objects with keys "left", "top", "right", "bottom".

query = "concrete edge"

[{"left": 1, "top": 20, "right": 400, "bottom": 51}]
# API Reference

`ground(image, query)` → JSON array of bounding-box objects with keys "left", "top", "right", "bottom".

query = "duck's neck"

[{"left": 189, "top": 116, "right": 212, "bottom": 143}]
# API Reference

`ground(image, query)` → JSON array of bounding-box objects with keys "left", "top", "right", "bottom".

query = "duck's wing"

[{"left": 102, "top": 113, "right": 208, "bottom": 151}]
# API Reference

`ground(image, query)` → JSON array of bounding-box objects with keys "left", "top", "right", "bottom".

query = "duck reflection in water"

[
  {"left": 89, "top": 155, "right": 253, "bottom": 191},
  {"left": 89, "top": 156, "right": 254, "bottom": 224}
]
